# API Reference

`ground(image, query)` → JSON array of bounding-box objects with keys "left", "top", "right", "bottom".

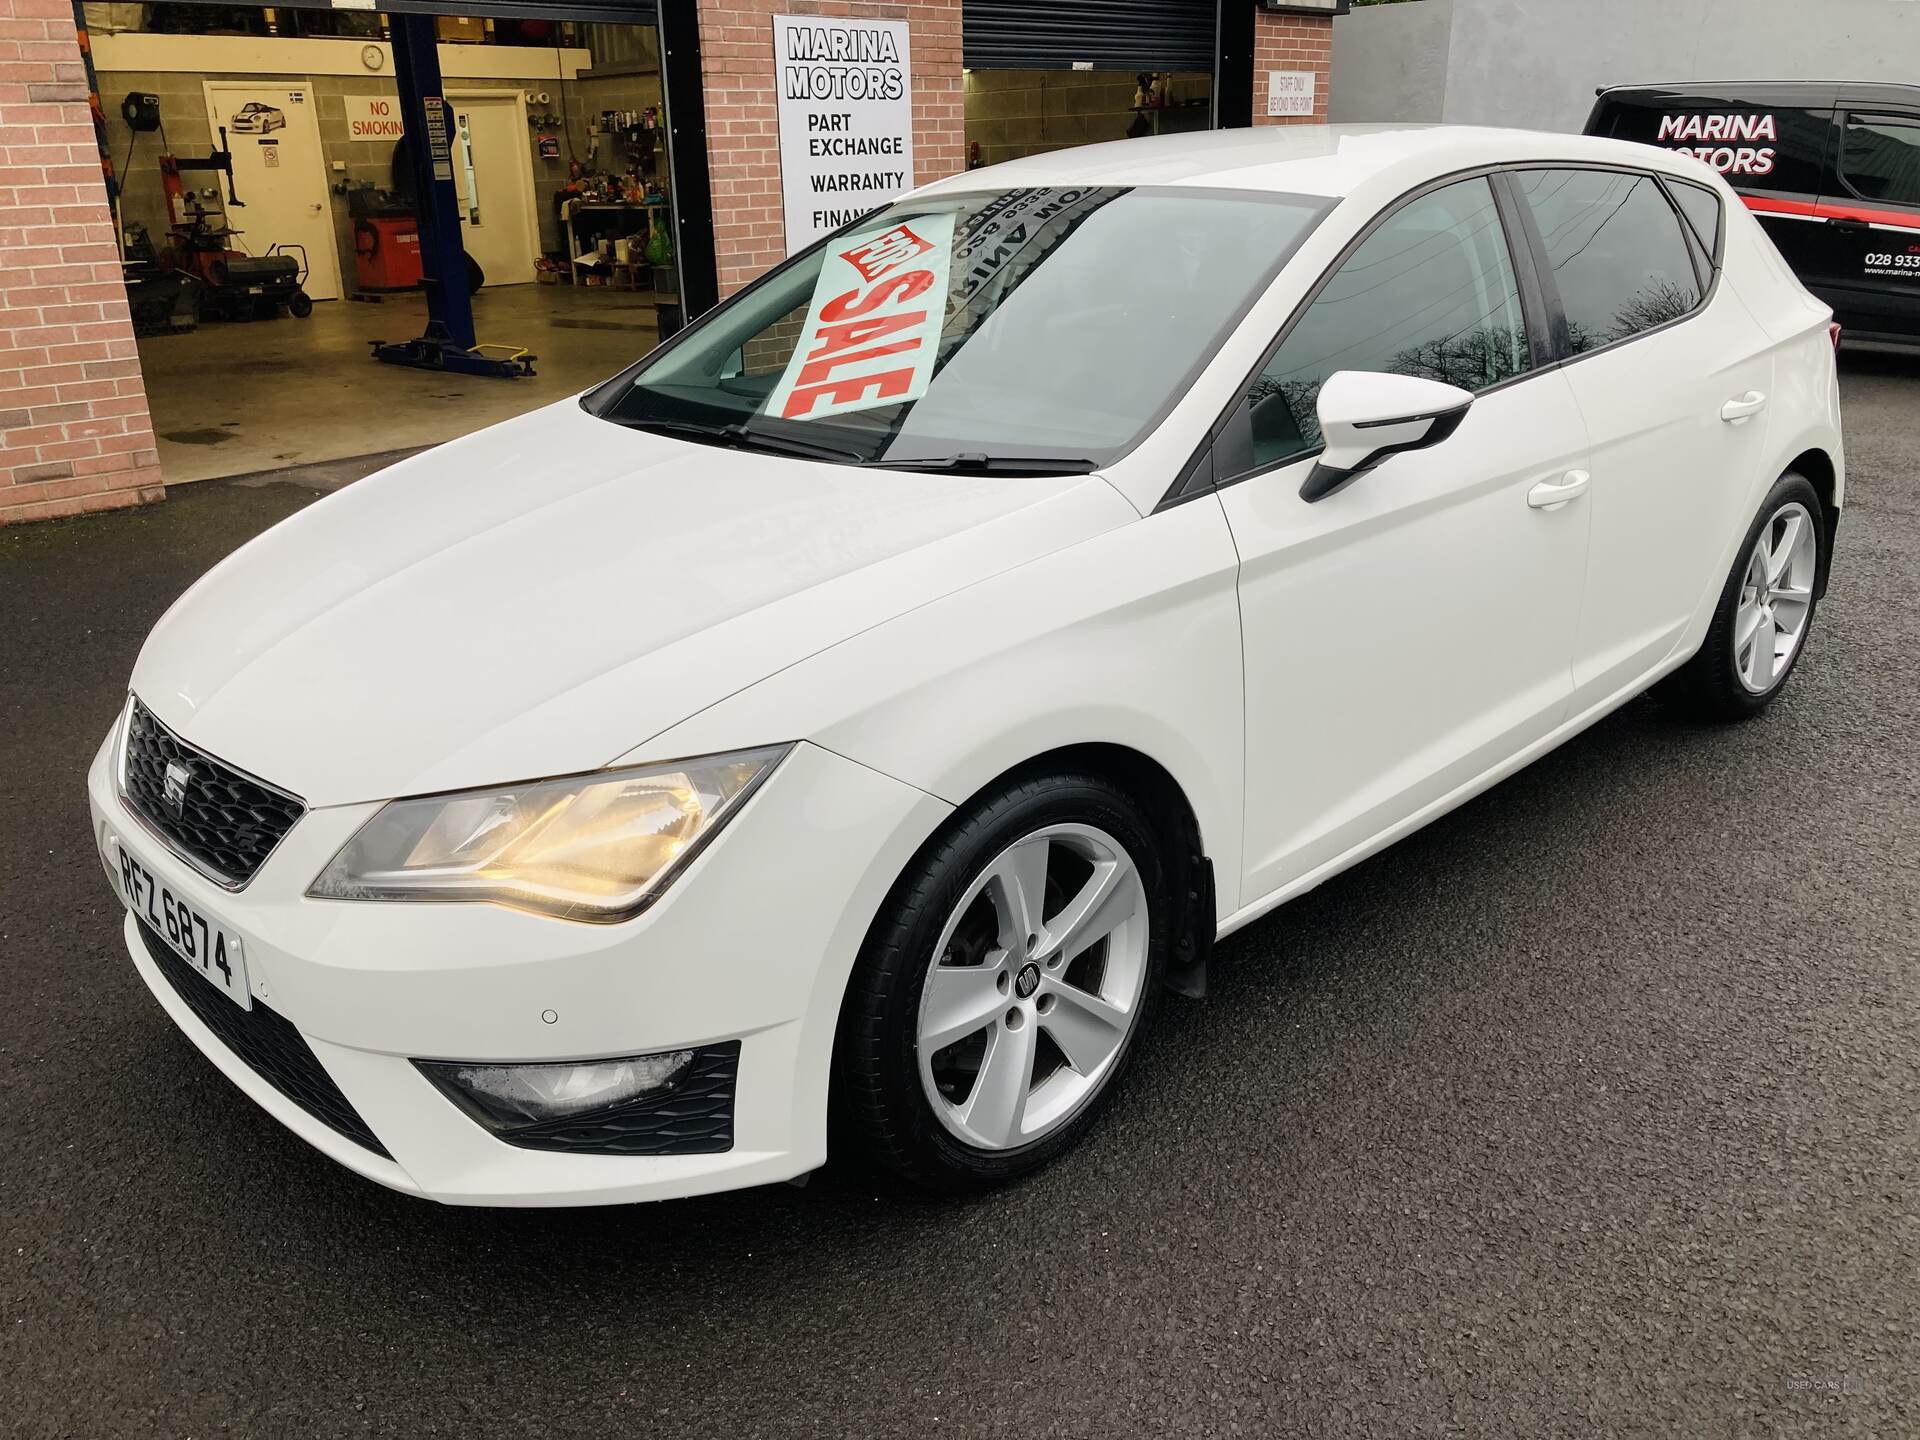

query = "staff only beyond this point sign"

[{"left": 773, "top": 14, "right": 915, "bottom": 254}]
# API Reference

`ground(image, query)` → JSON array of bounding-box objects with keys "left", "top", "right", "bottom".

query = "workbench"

[{"left": 562, "top": 199, "right": 670, "bottom": 286}]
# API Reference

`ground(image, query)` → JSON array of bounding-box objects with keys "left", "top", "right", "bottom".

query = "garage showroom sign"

[{"left": 773, "top": 14, "right": 915, "bottom": 253}]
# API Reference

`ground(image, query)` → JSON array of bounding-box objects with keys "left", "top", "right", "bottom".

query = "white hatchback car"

[{"left": 89, "top": 126, "right": 1843, "bottom": 1205}]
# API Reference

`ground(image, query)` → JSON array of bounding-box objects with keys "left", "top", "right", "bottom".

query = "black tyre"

[
  {"left": 1659, "top": 472, "right": 1824, "bottom": 721},
  {"left": 287, "top": 290, "right": 313, "bottom": 319},
  {"left": 837, "top": 771, "right": 1173, "bottom": 1192}
]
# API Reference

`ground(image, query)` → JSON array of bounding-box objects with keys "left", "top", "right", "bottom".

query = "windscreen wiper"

[
  {"left": 864, "top": 453, "right": 1101, "bottom": 475},
  {"left": 631, "top": 418, "right": 867, "bottom": 465}
]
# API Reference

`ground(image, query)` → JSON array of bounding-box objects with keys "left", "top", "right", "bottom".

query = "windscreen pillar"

[{"left": 390, "top": 14, "right": 473, "bottom": 351}]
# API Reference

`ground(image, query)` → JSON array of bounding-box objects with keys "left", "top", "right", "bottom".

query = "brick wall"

[
  {"left": 1252, "top": 9, "right": 1333, "bottom": 125},
  {"left": 696, "top": 0, "right": 963, "bottom": 298},
  {"left": 0, "top": 0, "right": 161, "bottom": 525}
]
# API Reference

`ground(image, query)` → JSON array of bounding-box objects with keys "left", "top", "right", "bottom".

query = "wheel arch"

[
  {"left": 1784, "top": 446, "right": 1840, "bottom": 598},
  {"left": 963, "top": 742, "right": 1202, "bottom": 851},
  {"left": 919, "top": 740, "right": 1219, "bottom": 993},
  {"left": 841, "top": 740, "right": 1220, "bottom": 1040},
  {"left": 826, "top": 737, "right": 1204, "bottom": 1184},
  {"left": 979, "top": 742, "right": 1215, "bottom": 993}
]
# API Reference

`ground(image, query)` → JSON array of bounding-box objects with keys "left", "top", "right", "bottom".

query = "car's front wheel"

[
  {"left": 1661, "top": 472, "right": 1825, "bottom": 721},
  {"left": 837, "top": 771, "right": 1172, "bottom": 1191}
]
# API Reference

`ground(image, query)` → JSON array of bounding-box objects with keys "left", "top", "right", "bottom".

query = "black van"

[{"left": 1587, "top": 81, "right": 1920, "bottom": 350}]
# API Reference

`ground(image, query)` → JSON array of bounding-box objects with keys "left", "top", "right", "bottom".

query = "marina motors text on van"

[{"left": 1657, "top": 113, "right": 1777, "bottom": 176}]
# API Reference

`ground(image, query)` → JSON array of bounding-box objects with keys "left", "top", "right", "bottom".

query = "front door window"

[{"left": 1239, "top": 177, "right": 1532, "bottom": 473}]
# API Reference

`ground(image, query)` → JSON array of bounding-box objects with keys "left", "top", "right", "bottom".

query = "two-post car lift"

[{"left": 369, "top": 14, "right": 533, "bottom": 379}]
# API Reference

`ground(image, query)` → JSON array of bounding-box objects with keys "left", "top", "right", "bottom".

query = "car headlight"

[{"left": 308, "top": 745, "right": 790, "bottom": 922}]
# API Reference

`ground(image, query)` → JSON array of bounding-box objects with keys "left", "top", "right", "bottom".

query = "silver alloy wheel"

[
  {"left": 1734, "top": 499, "right": 1818, "bottom": 694},
  {"left": 916, "top": 823, "right": 1151, "bottom": 1151}
]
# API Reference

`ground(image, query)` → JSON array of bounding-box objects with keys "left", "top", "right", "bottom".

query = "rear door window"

[
  {"left": 1515, "top": 169, "right": 1703, "bottom": 355},
  {"left": 1838, "top": 112, "right": 1920, "bottom": 207}
]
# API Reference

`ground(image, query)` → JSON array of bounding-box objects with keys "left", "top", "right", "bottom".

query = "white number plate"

[{"left": 115, "top": 840, "right": 252, "bottom": 1010}]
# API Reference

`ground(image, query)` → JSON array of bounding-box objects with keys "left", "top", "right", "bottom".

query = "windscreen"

[{"left": 590, "top": 186, "right": 1330, "bottom": 471}]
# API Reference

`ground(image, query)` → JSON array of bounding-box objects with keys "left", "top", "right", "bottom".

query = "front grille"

[
  {"left": 485, "top": 1042, "right": 741, "bottom": 1157},
  {"left": 121, "top": 698, "right": 304, "bottom": 888},
  {"left": 136, "top": 919, "right": 391, "bottom": 1158}
]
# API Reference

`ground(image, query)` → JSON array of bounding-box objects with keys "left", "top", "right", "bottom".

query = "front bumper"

[{"left": 87, "top": 732, "right": 949, "bottom": 1205}]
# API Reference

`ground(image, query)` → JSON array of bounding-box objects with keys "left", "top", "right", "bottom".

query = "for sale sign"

[
  {"left": 773, "top": 15, "right": 915, "bottom": 254},
  {"left": 765, "top": 213, "right": 955, "bottom": 423}
]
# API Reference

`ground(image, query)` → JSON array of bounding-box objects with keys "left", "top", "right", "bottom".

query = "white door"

[
  {"left": 1507, "top": 168, "right": 1779, "bottom": 708},
  {"left": 449, "top": 92, "right": 538, "bottom": 287},
  {"left": 202, "top": 82, "right": 342, "bottom": 302},
  {"left": 1218, "top": 176, "right": 1593, "bottom": 903}
]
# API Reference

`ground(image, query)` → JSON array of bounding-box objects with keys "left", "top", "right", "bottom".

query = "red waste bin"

[{"left": 354, "top": 213, "right": 423, "bottom": 291}]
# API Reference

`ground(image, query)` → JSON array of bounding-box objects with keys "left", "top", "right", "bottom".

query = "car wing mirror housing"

[{"left": 1301, "top": 371, "right": 1474, "bottom": 503}]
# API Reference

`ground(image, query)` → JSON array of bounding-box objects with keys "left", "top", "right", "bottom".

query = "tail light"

[{"left": 1829, "top": 322, "right": 1843, "bottom": 351}]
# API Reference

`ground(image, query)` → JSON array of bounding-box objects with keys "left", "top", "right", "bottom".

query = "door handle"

[
  {"left": 1828, "top": 217, "right": 1870, "bottom": 233},
  {"left": 1720, "top": 391, "right": 1769, "bottom": 424},
  {"left": 1527, "top": 469, "right": 1590, "bottom": 510}
]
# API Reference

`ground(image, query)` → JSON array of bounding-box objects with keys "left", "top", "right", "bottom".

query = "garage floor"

[{"left": 137, "top": 283, "right": 660, "bottom": 484}]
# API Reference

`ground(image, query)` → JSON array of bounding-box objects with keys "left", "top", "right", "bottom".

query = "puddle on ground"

[{"left": 161, "top": 428, "right": 236, "bottom": 445}]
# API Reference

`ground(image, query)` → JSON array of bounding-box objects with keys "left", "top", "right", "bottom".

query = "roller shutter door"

[{"left": 964, "top": 0, "right": 1216, "bottom": 73}]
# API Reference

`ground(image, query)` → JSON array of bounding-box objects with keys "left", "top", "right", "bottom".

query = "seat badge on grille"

[{"left": 162, "top": 760, "right": 191, "bottom": 816}]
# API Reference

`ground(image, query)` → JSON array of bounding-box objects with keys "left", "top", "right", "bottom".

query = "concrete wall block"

[{"left": 1337, "top": 0, "right": 1920, "bottom": 134}]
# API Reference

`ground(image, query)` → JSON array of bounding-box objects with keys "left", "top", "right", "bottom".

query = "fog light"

[{"left": 416, "top": 1050, "right": 695, "bottom": 1134}]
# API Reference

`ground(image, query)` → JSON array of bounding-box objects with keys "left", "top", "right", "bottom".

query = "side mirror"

[{"left": 1300, "top": 371, "right": 1473, "bottom": 503}]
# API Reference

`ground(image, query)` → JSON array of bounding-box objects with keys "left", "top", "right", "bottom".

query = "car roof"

[
  {"left": 915, "top": 123, "right": 1698, "bottom": 202},
  {"left": 1596, "top": 80, "right": 1920, "bottom": 105}
]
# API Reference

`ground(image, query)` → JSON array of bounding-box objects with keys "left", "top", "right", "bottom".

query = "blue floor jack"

[{"left": 370, "top": 15, "right": 534, "bottom": 380}]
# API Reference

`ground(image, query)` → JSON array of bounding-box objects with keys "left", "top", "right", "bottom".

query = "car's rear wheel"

[
  {"left": 837, "top": 772, "right": 1171, "bottom": 1191},
  {"left": 1661, "top": 473, "right": 1824, "bottom": 721}
]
